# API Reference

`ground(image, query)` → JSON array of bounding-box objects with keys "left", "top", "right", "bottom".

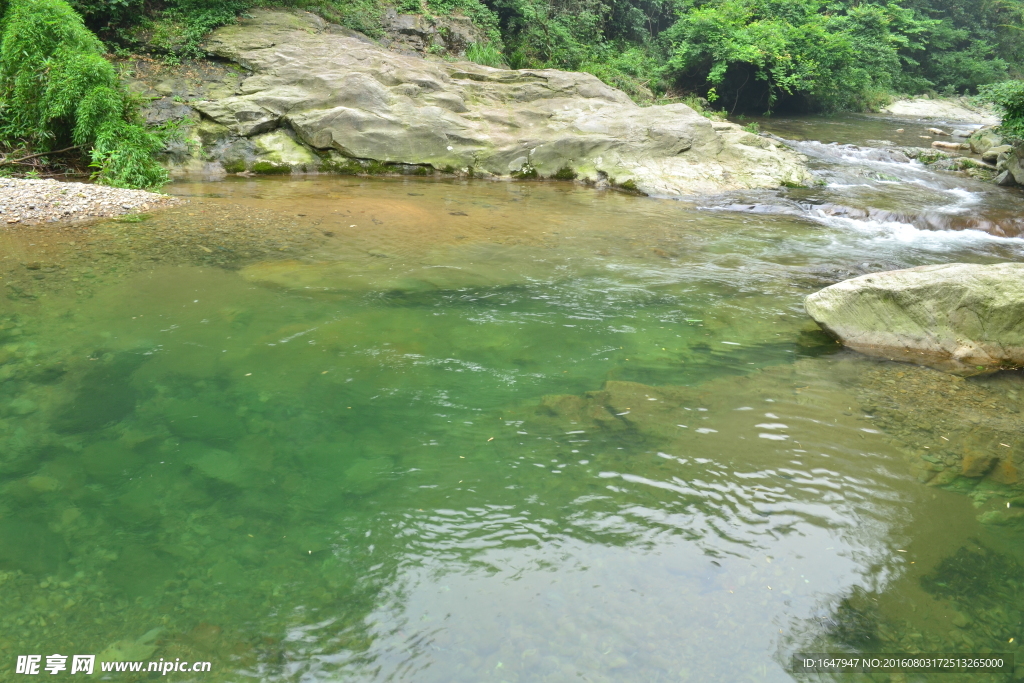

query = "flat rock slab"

[
  {"left": 194, "top": 10, "right": 811, "bottom": 195},
  {"left": 880, "top": 98, "right": 999, "bottom": 125},
  {"left": 805, "top": 263, "right": 1024, "bottom": 373}
]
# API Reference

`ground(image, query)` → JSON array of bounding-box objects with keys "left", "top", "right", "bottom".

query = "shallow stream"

[{"left": 1, "top": 113, "right": 1023, "bottom": 682}]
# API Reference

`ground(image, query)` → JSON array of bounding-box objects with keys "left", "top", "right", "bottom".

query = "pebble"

[{"left": 0, "top": 178, "right": 178, "bottom": 225}]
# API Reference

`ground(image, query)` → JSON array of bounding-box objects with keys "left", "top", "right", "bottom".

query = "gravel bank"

[{"left": 0, "top": 178, "right": 179, "bottom": 225}]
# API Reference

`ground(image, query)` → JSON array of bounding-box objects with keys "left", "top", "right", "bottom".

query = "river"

[{"left": 0, "top": 113, "right": 1022, "bottom": 682}]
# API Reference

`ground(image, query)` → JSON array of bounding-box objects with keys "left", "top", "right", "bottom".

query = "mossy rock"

[
  {"left": 222, "top": 159, "right": 246, "bottom": 173},
  {"left": 342, "top": 455, "right": 395, "bottom": 495},
  {"left": 512, "top": 164, "right": 538, "bottom": 179},
  {"left": 616, "top": 178, "right": 646, "bottom": 195},
  {"left": 552, "top": 165, "right": 577, "bottom": 180},
  {"left": 319, "top": 158, "right": 363, "bottom": 174},
  {"left": 252, "top": 161, "right": 292, "bottom": 175}
]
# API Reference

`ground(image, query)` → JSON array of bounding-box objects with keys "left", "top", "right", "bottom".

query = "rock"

[
  {"left": 0, "top": 519, "right": 66, "bottom": 575},
  {"left": 98, "top": 629, "right": 161, "bottom": 663},
  {"left": 192, "top": 97, "right": 279, "bottom": 137},
  {"left": 987, "top": 458, "right": 1018, "bottom": 484},
  {"left": 927, "top": 469, "right": 960, "bottom": 487},
  {"left": 251, "top": 129, "right": 318, "bottom": 172},
  {"left": 53, "top": 352, "right": 147, "bottom": 433},
  {"left": 880, "top": 98, "right": 999, "bottom": 124},
  {"left": 968, "top": 128, "right": 1003, "bottom": 155},
  {"left": 1008, "top": 145, "right": 1024, "bottom": 185},
  {"left": 342, "top": 455, "right": 394, "bottom": 495},
  {"left": 995, "top": 170, "right": 1017, "bottom": 187},
  {"left": 81, "top": 441, "right": 143, "bottom": 481},
  {"left": 183, "top": 444, "right": 253, "bottom": 487},
  {"left": 186, "top": 9, "right": 810, "bottom": 194},
  {"left": 113, "top": 482, "right": 162, "bottom": 527},
  {"left": 961, "top": 452, "right": 997, "bottom": 477},
  {"left": 978, "top": 508, "right": 1024, "bottom": 526},
  {"left": 196, "top": 118, "right": 232, "bottom": 147},
  {"left": 931, "top": 140, "right": 966, "bottom": 151},
  {"left": 951, "top": 611, "right": 972, "bottom": 628},
  {"left": 927, "top": 127, "right": 950, "bottom": 136},
  {"left": 161, "top": 399, "right": 246, "bottom": 445},
  {"left": 106, "top": 546, "right": 177, "bottom": 597},
  {"left": 6, "top": 396, "right": 37, "bottom": 415},
  {"left": 804, "top": 263, "right": 1024, "bottom": 372},
  {"left": 951, "top": 129, "right": 973, "bottom": 138},
  {"left": 381, "top": 9, "right": 486, "bottom": 55},
  {"left": 982, "top": 144, "right": 1012, "bottom": 163}
]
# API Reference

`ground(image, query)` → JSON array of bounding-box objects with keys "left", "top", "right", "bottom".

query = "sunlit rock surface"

[
  {"left": 805, "top": 263, "right": 1024, "bottom": 372},
  {"left": 181, "top": 9, "right": 812, "bottom": 194}
]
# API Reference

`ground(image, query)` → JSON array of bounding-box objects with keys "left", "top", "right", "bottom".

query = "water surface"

[{"left": 1, "top": 123, "right": 1023, "bottom": 682}]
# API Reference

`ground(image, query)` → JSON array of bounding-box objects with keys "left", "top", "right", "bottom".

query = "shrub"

[
  {"left": 466, "top": 42, "right": 507, "bottom": 67},
  {"left": 0, "top": 0, "right": 168, "bottom": 188},
  {"left": 979, "top": 80, "right": 1024, "bottom": 141}
]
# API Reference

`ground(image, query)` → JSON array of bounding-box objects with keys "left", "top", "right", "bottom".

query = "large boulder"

[
  {"left": 804, "top": 263, "right": 1024, "bottom": 372},
  {"left": 968, "top": 127, "right": 1003, "bottom": 155},
  {"left": 184, "top": 10, "right": 809, "bottom": 194},
  {"left": 1007, "top": 144, "right": 1024, "bottom": 185}
]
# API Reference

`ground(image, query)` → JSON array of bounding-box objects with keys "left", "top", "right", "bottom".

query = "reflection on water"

[{"left": 0, "top": 174, "right": 1021, "bottom": 681}]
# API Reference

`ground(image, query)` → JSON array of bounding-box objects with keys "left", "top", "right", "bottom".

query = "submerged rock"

[
  {"left": 98, "top": 628, "right": 161, "bottom": 663},
  {"left": 0, "top": 519, "right": 65, "bottom": 575},
  {"left": 53, "top": 352, "right": 146, "bottom": 433},
  {"left": 173, "top": 9, "right": 810, "bottom": 194},
  {"left": 161, "top": 399, "right": 246, "bottom": 445},
  {"left": 185, "top": 444, "right": 254, "bottom": 487},
  {"left": 804, "top": 263, "right": 1024, "bottom": 372}
]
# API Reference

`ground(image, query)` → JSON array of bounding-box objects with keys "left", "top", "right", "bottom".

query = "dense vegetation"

[
  {"left": 980, "top": 80, "right": 1024, "bottom": 141},
  {"left": 0, "top": 0, "right": 168, "bottom": 187}
]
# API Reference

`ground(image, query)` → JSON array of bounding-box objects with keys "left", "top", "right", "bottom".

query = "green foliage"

[
  {"left": 0, "top": 0, "right": 168, "bottom": 188},
  {"left": 679, "top": 93, "right": 725, "bottom": 118},
  {"left": 979, "top": 79, "right": 1024, "bottom": 141},
  {"left": 425, "top": 0, "right": 502, "bottom": 43},
  {"left": 661, "top": 0, "right": 928, "bottom": 112},
  {"left": 581, "top": 46, "right": 662, "bottom": 102},
  {"left": 899, "top": 0, "right": 1023, "bottom": 94},
  {"left": 466, "top": 41, "right": 507, "bottom": 67}
]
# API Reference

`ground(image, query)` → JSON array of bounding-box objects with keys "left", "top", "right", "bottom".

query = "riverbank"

[
  {"left": 0, "top": 178, "right": 179, "bottom": 225},
  {"left": 880, "top": 97, "right": 999, "bottom": 125}
]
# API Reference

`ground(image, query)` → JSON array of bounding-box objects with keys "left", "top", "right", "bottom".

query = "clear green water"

[{"left": 1, "top": 171, "right": 1023, "bottom": 682}]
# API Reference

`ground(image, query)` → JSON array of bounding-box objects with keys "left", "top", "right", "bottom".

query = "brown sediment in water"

[{"left": 852, "top": 363, "right": 1024, "bottom": 487}]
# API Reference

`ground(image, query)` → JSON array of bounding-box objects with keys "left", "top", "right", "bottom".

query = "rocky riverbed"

[{"left": 0, "top": 178, "right": 178, "bottom": 225}]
